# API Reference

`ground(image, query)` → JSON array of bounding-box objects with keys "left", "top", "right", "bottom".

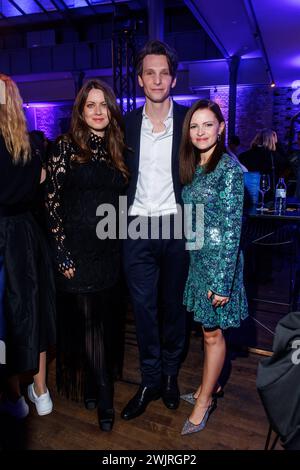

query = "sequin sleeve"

[
  {"left": 46, "top": 138, "right": 75, "bottom": 274},
  {"left": 209, "top": 160, "right": 244, "bottom": 297}
]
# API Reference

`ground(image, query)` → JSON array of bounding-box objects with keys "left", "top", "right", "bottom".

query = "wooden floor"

[{"left": 1, "top": 329, "right": 271, "bottom": 451}]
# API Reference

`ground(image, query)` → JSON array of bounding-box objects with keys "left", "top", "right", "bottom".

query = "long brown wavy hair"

[
  {"left": 69, "top": 79, "right": 128, "bottom": 181},
  {"left": 179, "top": 99, "right": 226, "bottom": 185},
  {"left": 0, "top": 74, "right": 31, "bottom": 164}
]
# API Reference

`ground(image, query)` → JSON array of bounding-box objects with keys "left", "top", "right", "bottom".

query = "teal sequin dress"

[{"left": 182, "top": 154, "right": 248, "bottom": 329}]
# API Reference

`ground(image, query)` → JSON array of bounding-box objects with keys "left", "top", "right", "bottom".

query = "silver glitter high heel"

[
  {"left": 180, "top": 393, "right": 196, "bottom": 405},
  {"left": 181, "top": 399, "right": 217, "bottom": 435},
  {"left": 181, "top": 386, "right": 223, "bottom": 406}
]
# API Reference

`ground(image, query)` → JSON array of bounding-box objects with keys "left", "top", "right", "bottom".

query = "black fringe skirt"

[{"left": 56, "top": 283, "right": 124, "bottom": 402}]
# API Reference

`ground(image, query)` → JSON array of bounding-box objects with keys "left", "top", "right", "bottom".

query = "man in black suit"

[{"left": 121, "top": 40, "right": 188, "bottom": 420}]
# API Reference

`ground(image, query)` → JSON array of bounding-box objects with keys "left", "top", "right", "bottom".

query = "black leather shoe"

[
  {"left": 98, "top": 408, "right": 115, "bottom": 432},
  {"left": 84, "top": 397, "right": 98, "bottom": 410},
  {"left": 84, "top": 375, "right": 98, "bottom": 410},
  {"left": 121, "top": 386, "right": 161, "bottom": 420},
  {"left": 162, "top": 375, "right": 180, "bottom": 410}
]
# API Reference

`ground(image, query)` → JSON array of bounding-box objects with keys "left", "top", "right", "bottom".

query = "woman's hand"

[
  {"left": 63, "top": 268, "right": 75, "bottom": 279},
  {"left": 58, "top": 255, "right": 75, "bottom": 279},
  {"left": 208, "top": 290, "right": 229, "bottom": 308}
]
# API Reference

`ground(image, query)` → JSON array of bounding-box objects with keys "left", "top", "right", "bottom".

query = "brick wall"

[
  {"left": 273, "top": 86, "right": 300, "bottom": 147},
  {"left": 208, "top": 84, "right": 300, "bottom": 152},
  {"left": 209, "top": 85, "right": 273, "bottom": 152},
  {"left": 236, "top": 85, "right": 273, "bottom": 151},
  {"left": 26, "top": 84, "right": 300, "bottom": 149},
  {"left": 25, "top": 104, "right": 72, "bottom": 140}
]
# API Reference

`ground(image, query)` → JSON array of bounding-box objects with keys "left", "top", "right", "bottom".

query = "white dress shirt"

[{"left": 130, "top": 100, "right": 177, "bottom": 217}]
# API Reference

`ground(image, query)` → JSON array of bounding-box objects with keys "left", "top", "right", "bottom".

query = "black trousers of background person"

[{"left": 123, "top": 215, "right": 189, "bottom": 389}]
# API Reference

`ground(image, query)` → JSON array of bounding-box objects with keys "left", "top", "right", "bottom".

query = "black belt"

[{"left": 0, "top": 205, "right": 30, "bottom": 217}]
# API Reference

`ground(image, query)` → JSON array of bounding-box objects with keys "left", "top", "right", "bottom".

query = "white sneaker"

[
  {"left": 27, "top": 383, "right": 53, "bottom": 416},
  {"left": 0, "top": 395, "right": 29, "bottom": 419}
]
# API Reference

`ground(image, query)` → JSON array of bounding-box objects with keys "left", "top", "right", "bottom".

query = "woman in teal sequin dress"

[{"left": 179, "top": 99, "right": 248, "bottom": 436}]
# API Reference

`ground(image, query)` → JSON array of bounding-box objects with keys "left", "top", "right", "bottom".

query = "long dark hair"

[
  {"left": 179, "top": 99, "right": 226, "bottom": 184},
  {"left": 69, "top": 79, "right": 129, "bottom": 181}
]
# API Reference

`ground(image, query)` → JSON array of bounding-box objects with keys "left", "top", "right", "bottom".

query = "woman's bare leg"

[
  {"left": 33, "top": 351, "right": 47, "bottom": 396},
  {"left": 189, "top": 328, "right": 225, "bottom": 424}
]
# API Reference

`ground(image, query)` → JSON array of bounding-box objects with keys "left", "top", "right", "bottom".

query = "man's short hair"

[{"left": 135, "top": 40, "right": 178, "bottom": 79}]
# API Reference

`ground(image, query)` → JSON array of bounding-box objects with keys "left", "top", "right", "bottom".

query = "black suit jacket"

[{"left": 124, "top": 101, "right": 188, "bottom": 209}]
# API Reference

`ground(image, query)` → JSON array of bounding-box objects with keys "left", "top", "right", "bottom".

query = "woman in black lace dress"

[{"left": 46, "top": 79, "right": 128, "bottom": 432}]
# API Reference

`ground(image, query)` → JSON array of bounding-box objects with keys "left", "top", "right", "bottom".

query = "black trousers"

[{"left": 123, "top": 217, "right": 188, "bottom": 388}]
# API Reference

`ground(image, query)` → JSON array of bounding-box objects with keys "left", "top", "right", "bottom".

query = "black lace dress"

[{"left": 47, "top": 133, "right": 126, "bottom": 401}]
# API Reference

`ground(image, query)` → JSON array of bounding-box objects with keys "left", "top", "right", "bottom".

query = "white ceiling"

[{"left": 184, "top": 0, "right": 300, "bottom": 87}]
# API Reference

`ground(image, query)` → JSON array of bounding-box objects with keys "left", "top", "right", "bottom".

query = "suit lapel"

[
  {"left": 131, "top": 108, "right": 143, "bottom": 173},
  {"left": 172, "top": 101, "right": 181, "bottom": 175}
]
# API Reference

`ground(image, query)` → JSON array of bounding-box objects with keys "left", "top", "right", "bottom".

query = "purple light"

[
  {"left": 285, "top": 0, "right": 300, "bottom": 6},
  {"left": 23, "top": 101, "right": 72, "bottom": 108},
  {"left": 23, "top": 95, "right": 203, "bottom": 139},
  {"left": 0, "top": 0, "right": 106, "bottom": 18},
  {"left": 24, "top": 95, "right": 201, "bottom": 109},
  {"left": 288, "top": 55, "right": 300, "bottom": 67}
]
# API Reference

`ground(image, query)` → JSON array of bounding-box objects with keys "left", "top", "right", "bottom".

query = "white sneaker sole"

[
  {"left": 35, "top": 404, "right": 53, "bottom": 416},
  {"left": 28, "top": 385, "right": 53, "bottom": 416}
]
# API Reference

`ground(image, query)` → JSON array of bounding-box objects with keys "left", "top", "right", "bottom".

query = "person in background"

[
  {"left": 46, "top": 79, "right": 128, "bottom": 432},
  {"left": 179, "top": 99, "right": 248, "bottom": 435},
  {"left": 226, "top": 134, "right": 248, "bottom": 173},
  {"left": 239, "top": 128, "right": 287, "bottom": 197},
  {"left": 228, "top": 135, "right": 240, "bottom": 155},
  {"left": 29, "top": 130, "right": 53, "bottom": 232},
  {"left": 0, "top": 74, "right": 55, "bottom": 419},
  {"left": 287, "top": 130, "right": 300, "bottom": 199},
  {"left": 121, "top": 40, "right": 189, "bottom": 421},
  {"left": 30, "top": 130, "right": 53, "bottom": 164}
]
